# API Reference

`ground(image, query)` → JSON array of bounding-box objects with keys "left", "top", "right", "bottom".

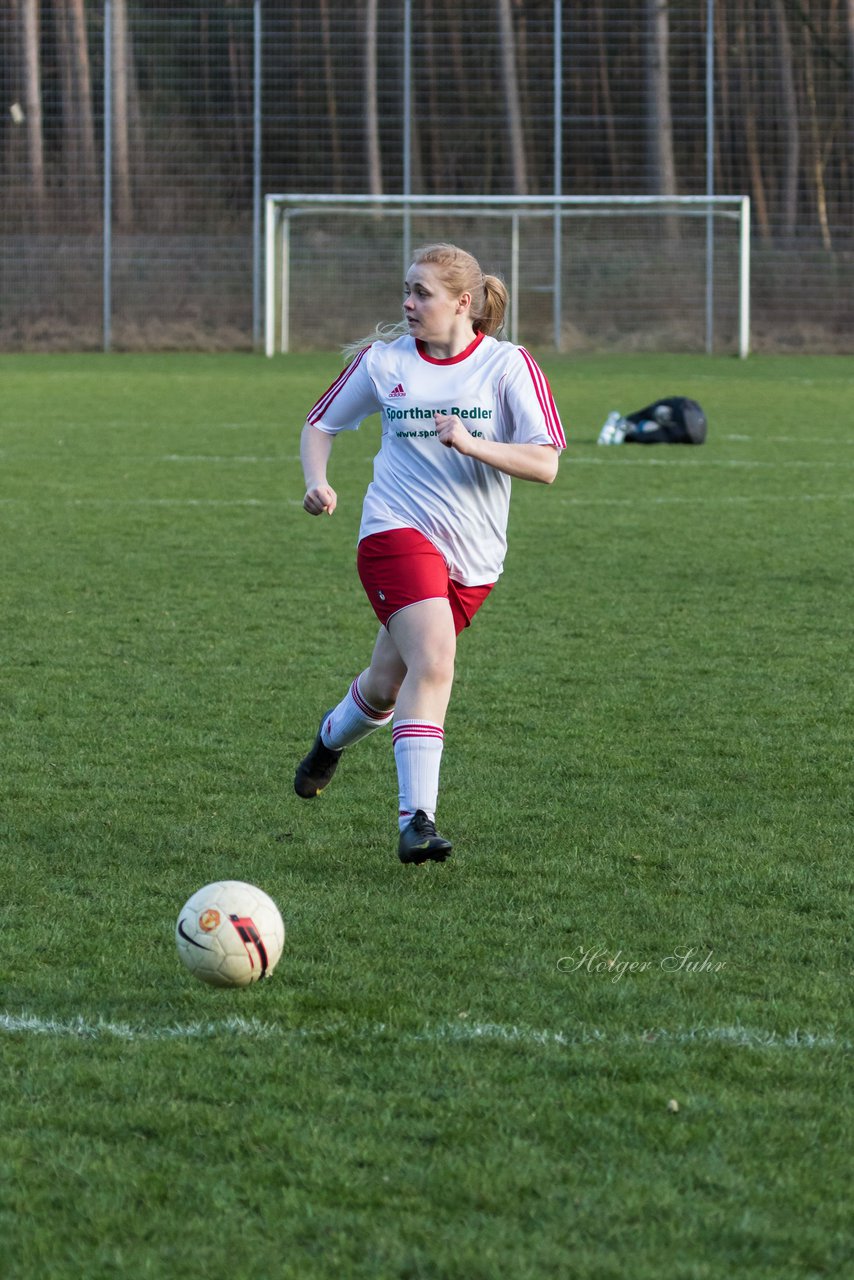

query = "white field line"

[
  {"left": 160, "top": 455, "right": 290, "bottom": 463},
  {"left": 0, "top": 422, "right": 277, "bottom": 432},
  {"left": 560, "top": 492, "right": 854, "bottom": 507},
  {"left": 573, "top": 456, "right": 854, "bottom": 469},
  {"left": 1, "top": 494, "right": 851, "bottom": 510},
  {"left": 68, "top": 498, "right": 305, "bottom": 508},
  {"left": 0, "top": 453, "right": 299, "bottom": 464},
  {"left": 4, "top": 453, "right": 849, "bottom": 470},
  {"left": 0, "top": 493, "right": 850, "bottom": 511},
  {"left": 723, "top": 435, "right": 854, "bottom": 445},
  {"left": 0, "top": 1011, "right": 847, "bottom": 1052}
]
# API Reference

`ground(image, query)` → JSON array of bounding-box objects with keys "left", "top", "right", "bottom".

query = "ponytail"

[
  {"left": 477, "top": 273, "right": 508, "bottom": 337},
  {"left": 341, "top": 321, "right": 407, "bottom": 364}
]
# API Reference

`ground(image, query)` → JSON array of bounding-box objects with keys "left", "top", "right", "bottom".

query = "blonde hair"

[
  {"left": 413, "top": 243, "right": 508, "bottom": 336},
  {"left": 343, "top": 242, "right": 508, "bottom": 361}
]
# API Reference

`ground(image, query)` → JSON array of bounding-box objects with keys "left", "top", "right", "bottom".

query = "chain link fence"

[{"left": 1, "top": 0, "right": 851, "bottom": 353}]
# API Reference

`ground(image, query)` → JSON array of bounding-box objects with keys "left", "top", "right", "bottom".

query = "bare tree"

[
  {"left": 419, "top": 0, "right": 441, "bottom": 194},
  {"left": 593, "top": 0, "right": 620, "bottom": 182},
  {"left": 55, "top": 0, "right": 76, "bottom": 171},
  {"left": 199, "top": 7, "right": 212, "bottom": 126},
  {"left": 54, "top": 0, "right": 97, "bottom": 219},
  {"left": 365, "top": 0, "right": 382, "bottom": 198},
  {"left": 498, "top": 0, "right": 528, "bottom": 194},
  {"left": 714, "top": 0, "right": 732, "bottom": 195},
  {"left": 70, "top": 0, "right": 97, "bottom": 195},
  {"left": 849, "top": 0, "right": 854, "bottom": 173},
  {"left": 735, "top": 2, "right": 770, "bottom": 241},
  {"left": 802, "top": 13, "right": 832, "bottom": 251},
  {"left": 645, "top": 0, "right": 677, "bottom": 195},
  {"left": 319, "top": 0, "right": 343, "bottom": 193},
  {"left": 4, "top": 0, "right": 24, "bottom": 202},
  {"left": 22, "top": 0, "right": 46, "bottom": 220},
  {"left": 112, "top": 0, "right": 133, "bottom": 229},
  {"left": 226, "top": 0, "right": 248, "bottom": 185},
  {"left": 441, "top": 0, "right": 473, "bottom": 190},
  {"left": 773, "top": 0, "right": 800, "bottom": 241},
  {"left": 645, "top": 0, "right": 679, "bottom": 241}
]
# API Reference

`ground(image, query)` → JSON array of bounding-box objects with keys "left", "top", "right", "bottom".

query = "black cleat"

[
  {"left": 398, "top": 810, "right": 453, "bottom": 865},
  {"left": 294, "top": 710, "right": 343, "bottom": 798}
]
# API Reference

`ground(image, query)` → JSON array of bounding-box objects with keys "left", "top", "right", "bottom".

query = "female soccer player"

[{"left": 294, "top": 242, "right": 565, "bottom": 864}]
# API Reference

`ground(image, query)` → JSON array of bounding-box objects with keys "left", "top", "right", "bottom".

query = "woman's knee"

[
  {"left": 365, "top": 669, "right": 402, "bottom": 708},
  {"left": 361, "top": 651, "right": 406, "bottom": 709},
  {"left": 408, "top": 646, "right": 455, "bottom": 689}
]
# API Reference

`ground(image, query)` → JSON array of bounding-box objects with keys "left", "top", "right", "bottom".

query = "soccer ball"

[{"left": 175, "top": 880, "right": 285, "bottom": 988}]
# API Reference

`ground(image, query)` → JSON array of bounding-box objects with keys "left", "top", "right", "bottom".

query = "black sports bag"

[{"left": 624, "top": 396, "right": 707, "bottom": 445}]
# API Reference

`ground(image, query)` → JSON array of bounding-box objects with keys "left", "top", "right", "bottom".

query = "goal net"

[{"left": 265, "top": 194, "right": 750, "bottom": 357}]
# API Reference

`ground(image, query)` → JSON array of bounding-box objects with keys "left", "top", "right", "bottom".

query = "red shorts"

[{"left": 357, "top": 528, "right": 494, "bottom": 635}]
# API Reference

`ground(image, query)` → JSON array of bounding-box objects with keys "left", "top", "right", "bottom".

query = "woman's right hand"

[{"left": 303, "top": 484, "right": 338, "bottom": 516}]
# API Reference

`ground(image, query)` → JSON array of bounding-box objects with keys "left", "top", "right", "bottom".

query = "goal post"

[{"left": 265, "top": 193, "right": 750, "bottom": 358}]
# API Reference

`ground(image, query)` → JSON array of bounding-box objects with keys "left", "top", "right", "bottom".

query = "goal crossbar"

[{"left": 265, "top": 193, "right": 751, "bottom": 357}]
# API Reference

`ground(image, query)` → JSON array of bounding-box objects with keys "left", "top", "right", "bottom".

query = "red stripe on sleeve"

[
  {"left": 518, "top": 348, "right": 566, "bottom": 449},
  {"left": 307, "top": 346, "right": 370, "bottom": 425}
]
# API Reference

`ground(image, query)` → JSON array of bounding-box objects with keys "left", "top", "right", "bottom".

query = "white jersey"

[{"left": 307, "top": 332, "right": 566, "bottom": 585}]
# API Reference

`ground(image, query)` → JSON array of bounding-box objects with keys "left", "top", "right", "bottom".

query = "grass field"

[{"left": 1, "top": 351, "right": 851, "bottom": 1279}]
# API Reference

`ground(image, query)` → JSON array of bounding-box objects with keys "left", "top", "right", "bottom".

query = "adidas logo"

[{"left": 388, "top": 383, "right": 406, "bottom": 399}]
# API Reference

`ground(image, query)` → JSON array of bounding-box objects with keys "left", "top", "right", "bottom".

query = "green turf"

[{"left": 1, "top": 352, "right": 851, "bottom": 1279}]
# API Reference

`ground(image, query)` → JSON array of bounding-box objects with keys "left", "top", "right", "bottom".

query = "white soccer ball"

[{"left": 175, "top": 880, "right": 285, "bottom": 988}]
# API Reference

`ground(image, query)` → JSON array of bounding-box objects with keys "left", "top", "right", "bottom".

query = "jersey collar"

[{"left": 415, "top": 331, "right": 485, "bottom": 365}]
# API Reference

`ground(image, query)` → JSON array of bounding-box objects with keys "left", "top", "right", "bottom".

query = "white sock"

[
  {"left": 393, "top": 720, "right": 444, "bottom": 829},
  {"left": 321, "top": 676, "right": 393, "bottom": 750}
]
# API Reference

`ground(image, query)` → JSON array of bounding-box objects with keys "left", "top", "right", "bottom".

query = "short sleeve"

[
  {"left": 306, "top": 345, "right": 380, "bottom": 434},
  {"left": 500, "top": 347, "right": 566, "bottom": 450}
]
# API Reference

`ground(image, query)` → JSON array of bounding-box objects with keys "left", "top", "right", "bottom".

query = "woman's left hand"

[
  {"left": 433, "top": 412, "right": 559, "bottom": 484},
  {"left": 434, "top": 413, "right": 473, "bottom": 455}
]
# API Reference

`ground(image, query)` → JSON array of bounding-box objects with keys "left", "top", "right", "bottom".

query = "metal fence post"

[
  {"left": 705, "top": 0, "right": 715, "bottom": 355},
  {"left": 103, "top": 0, "right": 112, "bottom": 352},
  {"left": 403, "top": 0, "right": 412, "bottom": 276},
  {"left": 510, "top": 211, "right": 520, "bottom": 345},
  {"left": 553, "top": 0, "right": 562, "bottom": 352},
  {"left": 252, "top": 0, "right": 262, "bottom": 350}
]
